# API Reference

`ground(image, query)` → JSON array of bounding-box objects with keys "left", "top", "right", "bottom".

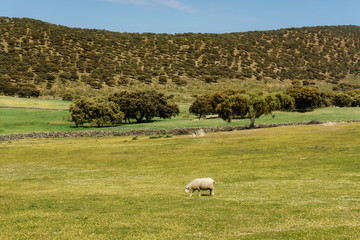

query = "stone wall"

[{"left": 1, "top": 120, "right": 359, "bottom": 141}]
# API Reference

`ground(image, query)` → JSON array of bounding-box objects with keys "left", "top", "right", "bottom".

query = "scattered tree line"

[
  {"left": 190, "top": 87, "right": 360, "bottom": 128},
  {"left": 69, "top": 90, "right": 179, "bottom": 127}
]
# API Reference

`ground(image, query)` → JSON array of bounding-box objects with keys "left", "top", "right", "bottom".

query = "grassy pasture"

[
  {"left": 1, "top": 123, "right": 360, "bottom": 239},
  {"left": 1, "top": 95, "right": 360, "bottom": 135},
  {"left": 0, "top": 96, "right": 71, "bottom": 110},
  {"left": 1, "top": 105, "right": 360, "bottom": 135}
]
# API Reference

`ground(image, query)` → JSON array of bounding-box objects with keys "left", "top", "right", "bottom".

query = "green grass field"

[
  {"left": 1, "top": 123, "right": 360, "bottom": 239},
  {"left": 1, "top": 95, "right": 360, "bottom": 135},
  {"left": 1, "top": 104, "right": 360, "bottom": 135}
]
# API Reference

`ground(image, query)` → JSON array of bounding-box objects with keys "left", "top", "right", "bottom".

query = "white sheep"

[{"left": 185, "top": 178, "right": 215, "bottom": 196}]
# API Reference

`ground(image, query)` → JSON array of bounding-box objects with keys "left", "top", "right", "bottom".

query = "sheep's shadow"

[
  {"left": 199, "top": 194, "right": 213, "bottom": 197},
  {"left": 189, "top": 193, "right": 213, "bottom": 197}
]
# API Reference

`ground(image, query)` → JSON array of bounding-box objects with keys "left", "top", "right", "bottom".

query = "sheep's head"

[{"left": 185, "top": 185, "right": 190, "bottom": 193}]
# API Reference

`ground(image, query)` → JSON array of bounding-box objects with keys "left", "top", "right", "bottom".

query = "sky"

[{"left": 0, "top": 0, "right": 359, "bottom": 34}]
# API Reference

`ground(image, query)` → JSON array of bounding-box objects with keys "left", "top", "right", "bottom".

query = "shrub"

[
  {"left": 158, "top": 75, "right": 167, "bottom": 84},
  {"left": 332, "top": 93, "right": 353, "bottom": 107},
  {"left": 172, "top": 76, "right": 187, "bottom": 86},
  {"left": 352, "top": 95, "right": 360, "bottom": 107},
  {"left": 275, "top": 93, "right": 295, "bottom": 110},
  {"left": 0, "top": 77, "right": 14, "bottom": 96},
  {"left": 137, "top": 75, "right": 152, "bottom": 84},
  {"left": 189, "top": 94, "right": 213, "bottom": 119},
  {"left": 286, "top": 87, "right": 322, "bottom": 111},
  {"left": 109, "top": 90, "right": 180, "bottom": 123},
  {"left": 62, "top": 93, "right": 73, "bottom": 101},
  {"left": 69, "top": 97, "right": 124, "bottom": 127},
  {"left": 16, "top": 84, "right": 40, "bottom": 98}
]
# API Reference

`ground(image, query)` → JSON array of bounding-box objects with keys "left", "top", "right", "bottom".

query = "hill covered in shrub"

[{"left": 0, "top": 17, "right": 359, "bottom": 99}]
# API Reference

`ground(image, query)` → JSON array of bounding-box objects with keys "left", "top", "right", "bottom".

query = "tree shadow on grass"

[
  {"left": 68, "top": 119, "right": 160, "bottom": 129},
  {"left": 289, "top": 109, "right": 316, "bottom": 113},
  {"left": 68, "top": 124, "right": 122, "bottom": 129}
]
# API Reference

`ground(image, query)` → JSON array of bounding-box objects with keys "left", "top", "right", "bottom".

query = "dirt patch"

[
  {"left": 47, "top": 122, "right": 73, "bottom": 125},
  {"left": 320, "top": 122, "right": 337, "bottom": 126}
]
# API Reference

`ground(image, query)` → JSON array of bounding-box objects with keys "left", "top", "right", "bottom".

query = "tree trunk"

[
  {"left": 248, "top": 106, "right": 256, "bottom": 128},
  {"left": 249, "top": 115, "right": 256, "bottom": 128},
  {"left": 135, "top": 113, "right": 145, "bottom": 122}
]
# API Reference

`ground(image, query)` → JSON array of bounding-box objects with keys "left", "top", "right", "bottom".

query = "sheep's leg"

[
  {"left": 198, "top": 189, "right": 201, "bottom": 196},
  {"left": 209, "top": 189, "right": 212, "bottom": 196},
  {"left": 190, "top": 189, "right": 195, "bottom": 197},
  {"left": 211, "top": 189, "right": 215, "bottom": 196}
]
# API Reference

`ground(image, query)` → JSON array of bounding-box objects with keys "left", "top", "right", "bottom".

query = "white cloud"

[
  {"left": 154, "top": 0, "right": 196, "bottom": 13},
  {"left": 105, "top": 0, "right": 196, "bottom": 13},
  {"left": 105, "top": 0, "right": 150, "bottom": 5}
]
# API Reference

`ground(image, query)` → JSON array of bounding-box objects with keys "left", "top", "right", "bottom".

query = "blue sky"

[{"left": 0, "top": 0, "right": 359, "bottom": 33}]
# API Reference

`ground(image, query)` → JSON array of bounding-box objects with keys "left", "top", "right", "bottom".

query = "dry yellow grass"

[
  {"left": 1, "top": 123, "right": 360, "bottom": 239},
  {"left": 0, "top": 96, "right": 71, "bottom": 109}
]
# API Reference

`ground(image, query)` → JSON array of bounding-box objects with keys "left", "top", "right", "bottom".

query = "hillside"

[{"left": 1, "top": 17, "right": 360, "bottom": 101}]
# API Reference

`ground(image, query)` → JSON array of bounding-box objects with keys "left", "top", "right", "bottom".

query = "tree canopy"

[
  {"left": 70, "top": 97, "right": 124, "bottom": 127},
  {"left": 215, "top": 91, "right": 286, "bottom": 127},
  {"left": 108, "top": 90, "right": 179, "bottom": 123},
  {"left": 189, "top": 94, "right": 213, "bottom": 119},
  {"left": 70, "top": 90, "right": 179, "bottom": 127},
  {"left": 190, "top": 89, "right": 294, "bottom": 128},
  {"left": 286, "top": 87, "right": 322, "bottom": 111}
]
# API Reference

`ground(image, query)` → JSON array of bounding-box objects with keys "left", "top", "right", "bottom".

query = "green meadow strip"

[{"left": 1, "top": 106, "right": 360, "bottom": 135}]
